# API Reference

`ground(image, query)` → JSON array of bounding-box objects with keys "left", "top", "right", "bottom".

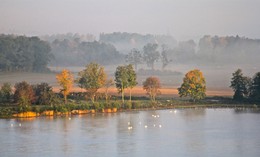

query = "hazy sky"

[{"left": 1, "top": 0, "right": 260, "bottom": 40}]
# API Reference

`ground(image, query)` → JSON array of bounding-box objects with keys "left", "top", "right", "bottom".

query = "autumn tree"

[
  {"left": 125, "top": 48, "right": 142, "bottom": 71},
  {"left": 143, "top": 43, "right": 160, "bottom": 70},
  {"left": 143, "top": 77, "right": 161, "bottom": 102},
  {"left": 115, "top": 65, "right": 129, "bottom": 103},
  {"left": 104, "top": 78, "right": 114, "bottom": 102},
  {"left": 14, "top": 81, "right": 35, "bottom": 106},
  {"left": 127, "top": 64, "right": 138, "bottom": 102},
  {"left": 230, "top": 69, "right": 251, "bottom": 101},
  {"left": 56, "top": 69, "right": 74, "bottom": 103},
  {"left": 77, "top": 62, "right": 106, "bottom": 103},
  {"left": 178, "top": 69, "right": 206, "bottom": 102}
]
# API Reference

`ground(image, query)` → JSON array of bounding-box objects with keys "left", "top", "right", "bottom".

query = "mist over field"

[{"left": 1, "top": 0, "right": 260, "bottom": 94}]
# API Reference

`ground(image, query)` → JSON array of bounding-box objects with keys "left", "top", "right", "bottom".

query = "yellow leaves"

[
  {"left": 178, "top": 69, "right": 206, "bottom": 101},
  {"left": 56, "top": 69, "right": 74, "bottom": 102}
]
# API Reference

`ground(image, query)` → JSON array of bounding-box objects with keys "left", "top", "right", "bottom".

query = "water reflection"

[
  {"left": 0, "top": 109, "right": 260, "bottom": 157},
  {"left": 234, "top": 108, "right": 260, "bottom": 114}
]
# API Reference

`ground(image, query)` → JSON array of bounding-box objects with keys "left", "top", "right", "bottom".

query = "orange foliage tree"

[
  {"left": 143, "top": 77, "right": 161, "bottom": 102},
  {"left": 178, "top": 69, "right": 206, "bottom": 102},
  {"left": 56, "top": 69, "right": 74, "bottom": 103}
]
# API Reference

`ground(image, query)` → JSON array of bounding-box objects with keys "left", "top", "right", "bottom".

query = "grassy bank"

[{"left": 1, "top": 97, "right": 259, "bottom": 118}]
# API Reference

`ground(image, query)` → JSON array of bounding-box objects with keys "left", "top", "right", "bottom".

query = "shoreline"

[{"left": 1, "top": 103, "right": 259, "bottom": 119}]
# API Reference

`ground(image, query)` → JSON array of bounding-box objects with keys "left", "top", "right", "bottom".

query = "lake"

[{"left": 1, "top": 108, "right": 260, "bottom": 157}]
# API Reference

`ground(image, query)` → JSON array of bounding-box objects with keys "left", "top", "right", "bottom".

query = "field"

[{"left": 0, "top": 71, "right": 233, "bottom": 97}]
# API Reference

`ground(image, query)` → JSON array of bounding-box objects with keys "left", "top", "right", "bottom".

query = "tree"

[
  {"left": 0, "top": 83, "right": 12, "bottom": 103},
  {"left": 161, "top": 44, "right": 172, "bottom": 70},
  {"left": 127, "top": 64, "right": 138, "bottom": 102},
  {"left": 77, "top": 62, "right": 106, "bottom": 103},
  {"left": 14, "top": 81, "right": 35, "bottom": 106},
  {"left": 104, "top": 78, "right": 114, "bottom": 103},
  {"left": 230, "top": 69, "right": 250, "bottom": 101},
  {"left": 115, "top": 65, "right": 129, "bottom": 103},
  {"left": 125, "top": 48, "right": 142, "bottom": 71},
  {"left": 0, "top": 35, "right": 51, "bottom": 72},
  {"left": 143, "top": 77, "right": 161, "bottom": 102},
  {"left": 56, "top": 69, "right": 74, "bottom": 103},
  {"left": 178, "top": 69, "right": 206, "bottom": 102},
  {"left": 33, "top": 83, "right": 57, "bottom": 105},
  {"left": 143, "top": 43, "right": 160, "bottom": 70},
  {"left": 250, "top": 72, "right": 260, "bottom": 102}
]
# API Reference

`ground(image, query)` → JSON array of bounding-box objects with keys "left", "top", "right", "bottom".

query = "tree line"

[
  {"left": 0, "top": 34, "right": 52, "bottom": 72},
  {"left": 49, "top": 39, "right": 124, "bottom": 66},
  {"left": 0, "top": 62, "right": 207, "bottom": 109},
  {"left": 1, "top": 63, "right": 260, "bottom": 108},
  {"left": 125, "top": 43, "right": 172, "bottom": 71},
  {"left": 230, "top": 69, "right": 260, "bottom": 102}
]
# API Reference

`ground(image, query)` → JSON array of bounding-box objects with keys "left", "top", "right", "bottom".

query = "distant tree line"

[
  {"left": 50, "top": 39, "right": 124, "bottom": 66},
  {"left": 125, "top": 43, "right": 173, "bottom": 71},
  {"left": 0, "top": 34, "right": 52, "bottom": 72},
  {"left": 197, "top": 35, "right": 260, "bottom": 65},
  {"left": 40, "top": 33, "right": 96, "bottom": 43},
  {"left": 99, "top": 32, "right": 177, "bottom": 54},
  {"left": 230, "top": 69, "right": 260, "bottom": 103}
]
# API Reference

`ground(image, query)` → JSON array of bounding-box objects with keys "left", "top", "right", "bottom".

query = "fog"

[
  {"left": 1, "top": 0, "right": 260, "bottom": 92},
  {"left": 1, "top": 0, "right": 260, "bottom": 40}
]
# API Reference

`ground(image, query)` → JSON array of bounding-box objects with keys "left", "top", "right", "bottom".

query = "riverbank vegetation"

[{"left": 0, "top": 63, "right": 260, "bottom": 118}]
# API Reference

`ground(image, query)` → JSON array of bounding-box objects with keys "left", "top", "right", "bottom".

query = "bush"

[
  {"left": 17, "top": 105, "right": 32, "bottom": 113},
  {"left": 124, "top": 101, "right": 132, "bottom": 109},
  {"left": 0, "top": 107, "right": 13, "bottom": 118},
  {"left": 39, "top": 106, "right": 54, "bottom": 113},
  {"left": 53, "top": 105, "right": 68, "bottom": 113},
  {"left": 80, "top": 104, "right": 91, "bottom": 110},
  {"left": 0, "top": 83, "right": 13, "bottom": 103},
  {"left": 92, "top": 102, "right": 104, "bottom": 110},
  {"left": 32, "top": 106, "right": 41, "bottom": 113},
  {"left": 131, "top": 101, "right": 141, "bottom": 109},
  {"left": 103, "top": 102, "right": 112, "bottom": 109},
  {"left": 14, "top": 81, "right": 35, "bottom": 106},
  {"left": 111, "top": 101, "right": 121, "bottom": 109}
]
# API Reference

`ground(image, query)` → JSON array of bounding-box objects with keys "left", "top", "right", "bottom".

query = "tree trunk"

[
  {"left": 129, "top": 88, "right": 132, "bottom": 102},
  {"left": 64, "top": 94, "right": 67, "bottom": 104},
  {"left": 121, "top": 88, "right": 124, "bottom": 103},
  {"left": 91, "top": 93, "right": 95, "bottom": 103},
  {"left": 105, "top": 88, "right": 108, "bottom": 103}
]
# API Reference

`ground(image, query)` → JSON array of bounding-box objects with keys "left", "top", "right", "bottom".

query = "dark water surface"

[{"left": 1, "top": 109, "right": 260, "bottom": 157}]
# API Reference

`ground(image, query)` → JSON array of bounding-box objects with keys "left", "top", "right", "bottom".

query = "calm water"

[{"left": 1, "top": 108, "right": 260, "bottom": 157}]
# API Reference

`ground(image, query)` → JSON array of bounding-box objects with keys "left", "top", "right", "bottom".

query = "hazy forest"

[{"left": 1, "top": 32, "right": 260, "bottom": 91}]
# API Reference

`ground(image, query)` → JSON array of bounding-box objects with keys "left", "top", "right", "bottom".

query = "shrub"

[
  {"left": 14, "top": 81, "right": 35, "bottom": 106},
  {"left": 131, "top": 101, "right": 141, "bottom": 109},
  {"left": 17, "top": 105, "right": 32, "bottom": 113},
  {"left": 92, "top": 102, "right": 104, "bottom": 110},
  {"left": 111, "top": 101, "right": 121, "bottom": 109},
  {"left": 0, "top": 83, "right": 13, "bottom": 103},
  {"left": 0, "top": 108, "right": 13, "bottom": 118},
  {"left": 124, "top": 101, "right": 132, "bottom": 109},
  {"left": 33, "top": 83, "right": 63, "bottom": 106},
  {"left": 103, "top": 102, "right": 112, "bottom": 109},
  {"left": 76, "top": 103, "right": 91, "bottom": 110},
  {"left": 53, "top": 105, "right": 68, "bottom": 113}
]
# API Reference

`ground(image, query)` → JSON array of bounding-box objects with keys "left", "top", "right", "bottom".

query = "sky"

[{"left": 1, "top": 0, "right": 260, "bottom": 40}]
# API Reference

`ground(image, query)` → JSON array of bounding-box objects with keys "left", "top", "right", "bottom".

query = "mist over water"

[{"left": 1, "top": 109, "right": 260, "bottom": 157}]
